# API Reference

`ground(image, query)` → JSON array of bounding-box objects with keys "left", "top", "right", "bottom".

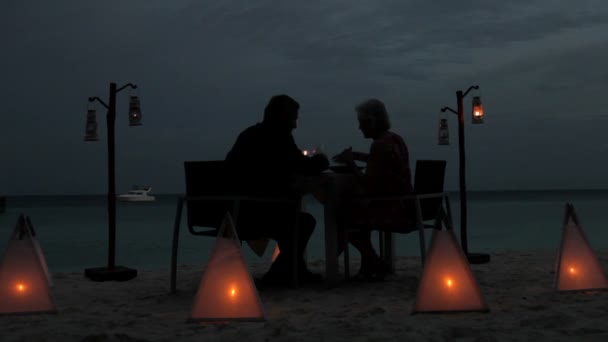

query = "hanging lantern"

[
  {"left": 128, "top": 96, "right": 142, "bottom": 126},
  {"left": 471, "top": 96, "right": 484, "bottom": 124},
  {"left": 438, "top": 118, "right": 449, "bottom": 145},
  {"left": 84, "top": 109, "right": 98, "bottom": 141}
]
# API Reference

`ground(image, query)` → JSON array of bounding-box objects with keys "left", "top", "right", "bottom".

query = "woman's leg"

[
  {"left": 336, "top": 207, "right": 379, "bottom": 261},
  {"left": 347, "top": 229, "right": 390, "bottom": 279},
  {"left": 337, "top": 203, "right": 387, "bottom": 279},
  {"left": 347, "top": 230, "right": 378, "bottom": 260}
]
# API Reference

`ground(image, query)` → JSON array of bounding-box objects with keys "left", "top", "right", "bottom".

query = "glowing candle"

[
  {"left": 302, "top": 150, "right": 308, "bottom": 156},
  {"left": 228, "top": 285, "right": 237, "bottom": 301},
  {"left": 569, "top": 267, "right": 576, "bottom": 275},
  {"left": 445, "top": 278, "right": 454, "bottom": 289},
  {"left": 15, "top": 283, "right": 26, "bottom": 293}
]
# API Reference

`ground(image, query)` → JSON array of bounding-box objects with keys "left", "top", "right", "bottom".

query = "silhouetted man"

[{"left": 226, "top": 94, "right": 329, "bottom": 286}]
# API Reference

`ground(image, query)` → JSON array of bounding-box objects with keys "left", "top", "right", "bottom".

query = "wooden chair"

[
  {"left": 342, "top": 160, "right": 453, "bottom": 278},
  {"left": 170, "top": 161, "right": 303, "bottom": 293}
]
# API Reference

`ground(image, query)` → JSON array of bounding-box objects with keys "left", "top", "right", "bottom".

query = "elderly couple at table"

[{"left": 225, "top": 94, "right": 414, "bottom": 287}]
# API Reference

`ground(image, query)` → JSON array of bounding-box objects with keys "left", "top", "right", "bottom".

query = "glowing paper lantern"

[
  {"left": 413, "top": 228, "right": 489, "bottom": 313},
  {"left": 271, "top": 244, "right": 280, "bottom": 262},
  {"left": 25, "top": 216, "right": 53, "bottom": 288},
  {"left": 0, "top": 214, "right": 56, "bottom": 315},
  {"left": 190, "top": 213, "right": 265, "bottom": 322},
  {"left": 554, "top": 203, "right": 608, "bottom": 292},
  {"left": 246, "top": 238, "right": 270, "bottom": 257}
]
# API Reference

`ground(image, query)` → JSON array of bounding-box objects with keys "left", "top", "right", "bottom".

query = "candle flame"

[
  {"left": 229, "top": 287, "right": 237, "bottom": 298},
  {"left": 16, "top": 283, "right": 25, "bottom": 292},
  {"left": 569, "top": 267, "right": 576, "bottom": 274},
  {"left": 446, "top": 278, "right": 453, "bottom": 288},
  {"left": 302, "top": 150, "right": 308, "bottom": 156}
]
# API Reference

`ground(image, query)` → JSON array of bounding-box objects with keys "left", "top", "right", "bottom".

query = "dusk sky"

[{"left": 2, "top": 1, "right": 608, "bottom": 195}]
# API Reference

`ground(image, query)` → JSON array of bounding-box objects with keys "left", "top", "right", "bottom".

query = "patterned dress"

[{"left": 341, "top": 131, "right": 415, "bottom": 232}]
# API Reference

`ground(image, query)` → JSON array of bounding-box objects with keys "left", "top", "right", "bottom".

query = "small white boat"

[{"left": 117, "top": 187, "right": 155, "bottom": 202}]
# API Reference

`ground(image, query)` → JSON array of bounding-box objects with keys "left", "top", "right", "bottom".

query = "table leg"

[
  {"left": 323, "top": 180, "right": 340, "bottom": 286},
  {"left": 382, "top": 232, "right": 395, "bottom": 274}
]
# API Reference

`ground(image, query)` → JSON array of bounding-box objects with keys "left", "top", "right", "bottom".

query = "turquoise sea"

[{"left": 0, "top": 190, "right": 607, "bottom": 273}]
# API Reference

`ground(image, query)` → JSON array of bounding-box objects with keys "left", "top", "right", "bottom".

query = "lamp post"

[
  {"left": 83, "top": 82, "right": 142, "bottom": 281},
  {"left": 440, "top": 85, "right": 490, "bottom": 265}
]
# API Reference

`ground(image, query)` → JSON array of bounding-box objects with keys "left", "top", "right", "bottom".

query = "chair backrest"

[
  {"left": 413, "top": 160, "right": 446, "bottom": 221},
  {"left": 184, "top": 160, "right": 237, "bottom": 230}
]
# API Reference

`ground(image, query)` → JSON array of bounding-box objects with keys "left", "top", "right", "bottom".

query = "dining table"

[{"left": 297, "top": 170, "right": 364, "bottom": 286}]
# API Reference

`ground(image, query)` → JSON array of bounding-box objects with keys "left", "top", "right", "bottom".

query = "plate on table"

[{"left": 329, "top": 165, "right": 364, "bottom": 174}]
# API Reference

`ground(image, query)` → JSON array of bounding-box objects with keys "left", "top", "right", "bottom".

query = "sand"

[{"left": 2, "top": 251, "right": 608, "bottom": 342}]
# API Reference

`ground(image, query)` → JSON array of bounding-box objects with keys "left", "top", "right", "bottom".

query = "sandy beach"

[{"left": 2, "top": 251, "right": 608, "bottom": 342}]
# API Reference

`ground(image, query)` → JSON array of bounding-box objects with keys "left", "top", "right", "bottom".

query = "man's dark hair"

[{"left": 263, "top": 94, "right": 300, "bottom": 122}]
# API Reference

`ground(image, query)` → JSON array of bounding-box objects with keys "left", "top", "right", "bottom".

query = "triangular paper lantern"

[
  {"left": 0, "top": 214, "right": 56, "bottom": 315},
  {"left": 190, "top": 213, "right": 265, "bottom": 322},
  {"left": 26, "top": 216, "right": 53, "bottom": 288},
  {"left": 246, "top": 238, "right": 270, "bottom": 258},
  {"left": 413, "top": 209, "right": 489, "bottom": 313},
  {"left": 271, "top": 244, "right": 280, "bottom": 262},
  {"left": 554, "top": 203, "right": 608, "bottom": 292}
]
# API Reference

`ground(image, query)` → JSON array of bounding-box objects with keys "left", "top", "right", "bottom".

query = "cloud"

[{"left": 2, "top": 0, "right": 608, "bottom": 194}]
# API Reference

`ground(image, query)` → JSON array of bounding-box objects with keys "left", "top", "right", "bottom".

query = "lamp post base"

[
  {"left": 467, "top": 253, "right": 490, "bottom": 264},
  {"left": 84, "top": 266, "right": 138, "bottom": 281}
]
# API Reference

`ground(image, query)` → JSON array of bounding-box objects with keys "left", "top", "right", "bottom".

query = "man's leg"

[{"left": 265, "top": 211, "right": 321, "bottom": 283}]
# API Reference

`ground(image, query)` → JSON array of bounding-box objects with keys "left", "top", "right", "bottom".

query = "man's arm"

[{"left": 286, "top": 135, "right": 329, "bottom": 175}]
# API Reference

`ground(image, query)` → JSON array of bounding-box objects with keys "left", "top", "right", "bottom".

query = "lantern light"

[
  {"left": 190, "top": 213, "right": 265, "bottom": 322},
  {"left": 471, "top": 96, "right": 484, "bottom": 124},
  {"left": 84, "top": 109, "right": 99, "bottom": 141},
  {"left": 0, "top": 214, "right": 56, "bottom": 315},
  {"left": 554, "top": 203, "right": 608, "bottom": 292},
  {"left": 412, "top": 208, "right": 489, "bottom": 314},
  {"left": 128, "top": 96, "right": 142, "bottom": 126},
  {"left": 438, "top": 118, "right": 449, "bottom": 145}
]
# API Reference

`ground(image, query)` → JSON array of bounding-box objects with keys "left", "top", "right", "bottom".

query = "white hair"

[{"left": 355, "top": 98, "right": 391, "bottom": 131}]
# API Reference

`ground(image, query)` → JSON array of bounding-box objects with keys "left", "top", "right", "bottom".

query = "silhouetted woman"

[{"left": 333, "top": 99, "right": 413, "bottom": 280}]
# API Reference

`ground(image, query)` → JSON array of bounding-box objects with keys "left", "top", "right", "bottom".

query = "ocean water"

[{"left": 0, "top": 190, "right": 607, "bottom": 273}]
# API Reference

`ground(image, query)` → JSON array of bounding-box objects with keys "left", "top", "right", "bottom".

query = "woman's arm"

[
  {"left": 352, "top": 151, "right": 369, "bottom": 162},
  {"left": 333, "top": 148, "right": 369, "bottom": 164}
]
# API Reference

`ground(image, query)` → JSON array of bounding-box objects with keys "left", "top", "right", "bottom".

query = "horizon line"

[{"left": 4, "top": 188, "right": 608, "bottom": 198}]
